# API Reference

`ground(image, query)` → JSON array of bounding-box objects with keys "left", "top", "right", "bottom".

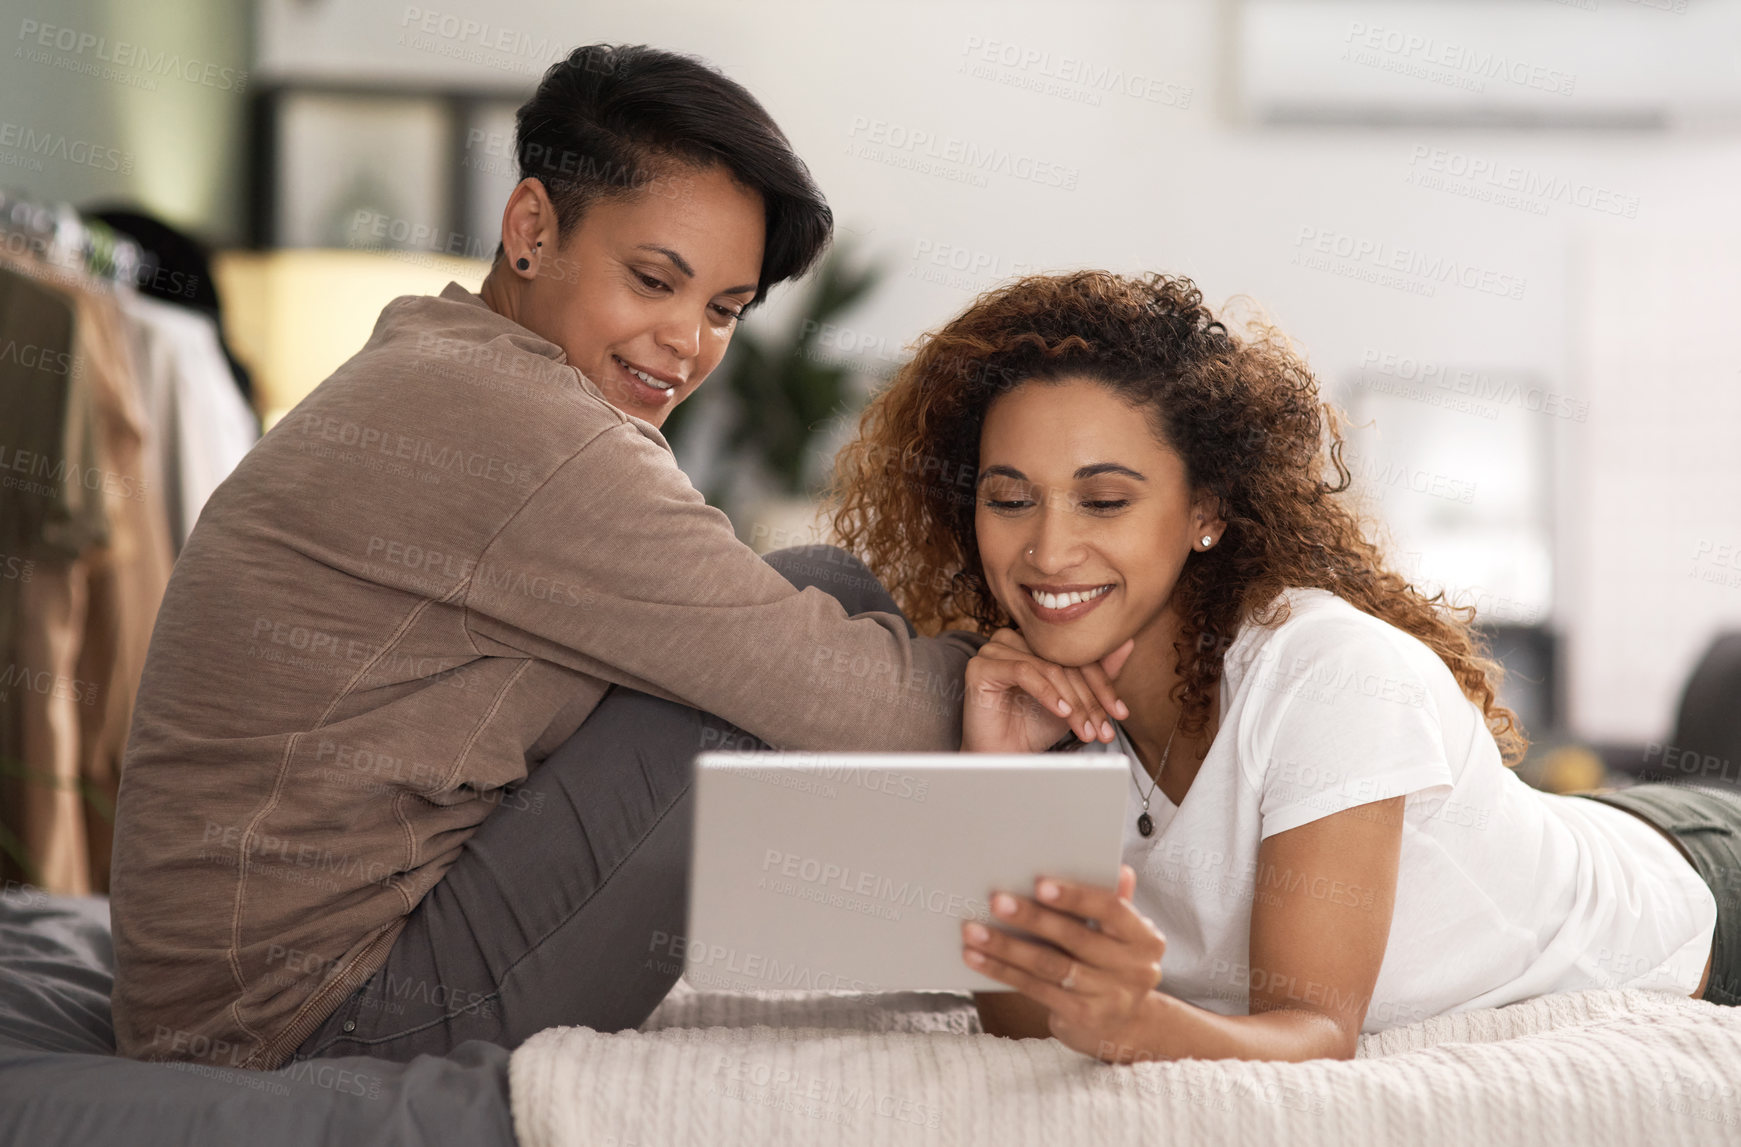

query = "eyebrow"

[
  {"left": 977, "top": 462, "right": 1148, "bottom": 485},
  {"left": 635, "top": 244, "right": 759, "bottom": 297}
]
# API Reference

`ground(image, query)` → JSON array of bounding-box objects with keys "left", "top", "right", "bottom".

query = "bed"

[
  {"left": 0, "top": 888, "right": 515, "bottom": 1147},
  {"left": 524, "top": 981, "right": 1741, "bottom": 1146},
  {"left": 6, "top": 888, "right": 1740, "bottom": 1147}
]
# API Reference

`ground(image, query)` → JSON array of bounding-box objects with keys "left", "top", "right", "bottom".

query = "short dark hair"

[{"left": 511, "top": 43, "right": 832, "bottom": 306}]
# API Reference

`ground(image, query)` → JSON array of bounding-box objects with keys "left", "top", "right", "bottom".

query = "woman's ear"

[
  {"left": 500, "top": 178, "right": 557, "bottom": 276},
  {"left": 1191, "top": 493, "right": 1226, "bottom": 552}
]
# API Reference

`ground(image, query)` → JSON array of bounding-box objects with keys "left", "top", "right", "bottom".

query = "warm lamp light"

[{"left": 212, "top": 249, "right": 491, "bottom": 428}]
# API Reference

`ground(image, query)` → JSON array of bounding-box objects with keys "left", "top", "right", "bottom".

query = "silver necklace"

[{"left": 1127, "top": 713, "right": 1181, "bottom": 838}]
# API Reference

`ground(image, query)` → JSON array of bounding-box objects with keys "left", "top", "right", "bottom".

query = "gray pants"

[{"left": 292, "top": 545, "right": 912, "bottom": 1063}]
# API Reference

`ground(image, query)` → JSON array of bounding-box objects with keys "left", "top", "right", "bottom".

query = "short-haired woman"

[{"left": 109, "top": 45, "right": 998, "bottom": 1070}]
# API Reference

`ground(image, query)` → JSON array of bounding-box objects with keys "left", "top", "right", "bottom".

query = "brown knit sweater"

[{"left": 109, "top": 283, "right": 978, "bottom": 1069}]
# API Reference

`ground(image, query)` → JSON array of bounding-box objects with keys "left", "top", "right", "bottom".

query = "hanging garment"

[
  {"left": 61, "top": 272, "right": 175, "bottom": 896},
  {"left": 0, "top": 264, "right": 103, "bottom": 561},
  {"left": 118, "top": 292, "right": 259, "bottom": 549},
  {"left": 86, "top": 205, "right": 257, "bottom": 407},
  {"left": 0, "top": 263, "right": 86, "bottom": 892},
  {"left": 0, "top": 253, "right": 173, "bottom": 895}
]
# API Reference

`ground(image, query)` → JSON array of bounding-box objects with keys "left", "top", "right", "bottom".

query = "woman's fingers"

[
  {"left": 962, "top": 941, "right": 1079, "bottom": 1017},
  {"left": 978, "top": 895, "right": 1125, "bottom": 968},
  {"left": 1031, "top": 662, "right": 1103, "bottom": 741},
  {"left": 1072, "top": 640, "right": 1134, "bottom": 732},
  {"left": 965, "top": 925, "right": 1095, "bottom": 989},
  {"left": 980, "top": 631, "right": 1118, "bottom": 742},
  {"left": 1029, "top": 877, "right": 1163, "bottom": 951},
  {"left": 1058, "top": 668, "right": 1112, "bottom": 742},
  {"left": 974, "top": 644, "right": 1079, "bottom": 718},
  {"left": 1076, "top": 661, "right": 1129, "bottom": 725},
  {"left": 972, "top": 652, "right": 1074, "bottom": 722}
]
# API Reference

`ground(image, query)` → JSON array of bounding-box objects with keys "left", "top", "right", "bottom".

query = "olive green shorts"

[{"left": 1578, "top": 783, "right": 1741, "bottom": 1007}]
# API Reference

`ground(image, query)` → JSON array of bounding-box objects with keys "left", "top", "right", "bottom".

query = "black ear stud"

[{"left": 516, "top": 257, "right": 530, "bottom": 271}]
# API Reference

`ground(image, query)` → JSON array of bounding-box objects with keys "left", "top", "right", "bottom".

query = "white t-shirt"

[{"left": 1078, "top": 588, "right": 1716, "bottom": 1032}]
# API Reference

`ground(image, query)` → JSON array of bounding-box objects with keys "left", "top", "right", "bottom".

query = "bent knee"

[
  {"left": 762, "top": 543, "right": 864, "bottom": 580},
  {"left": 762, "top": 544, "right": 898, "bottom": 619}
]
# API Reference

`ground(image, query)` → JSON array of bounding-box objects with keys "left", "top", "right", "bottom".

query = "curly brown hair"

[{"left": 827, "top": 270, "right": 1526, "bottom": 764}]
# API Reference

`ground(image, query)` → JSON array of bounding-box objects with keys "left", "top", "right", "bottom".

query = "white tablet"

[{"left": 680, "top": 751, "right": 1131, "bottom": 993}]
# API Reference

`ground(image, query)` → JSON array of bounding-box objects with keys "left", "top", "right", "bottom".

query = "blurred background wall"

[
  {"left": 3, "top": 0, "right": 1740, "bottom": 890},
  {"left": 0, "top": 0, "right": 250, "bottom": 239}
]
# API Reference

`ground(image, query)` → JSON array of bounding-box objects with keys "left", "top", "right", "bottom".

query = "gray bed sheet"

[{"left": 0, "top": 888, "right": 516, "bottom": 1147}]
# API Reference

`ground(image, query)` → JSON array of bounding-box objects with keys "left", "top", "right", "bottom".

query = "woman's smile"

[
  {"left": 610, "top": 353, "right": 683, "bottom": 409},
  {"left": 1022, "top": 582, "right": 1116, "bottom": 624}
]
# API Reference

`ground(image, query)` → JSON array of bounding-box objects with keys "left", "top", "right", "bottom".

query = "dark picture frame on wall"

[{"left": 246, "top": 85, "right": 523, "bottom": 255}]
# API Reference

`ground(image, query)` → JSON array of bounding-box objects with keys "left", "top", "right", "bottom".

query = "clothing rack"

[
  {"left": 0, "top": 187, "right": 148, "bottom": 289},
  {"left": 0, "top": 187, "right": 260, "bottom": 899}
]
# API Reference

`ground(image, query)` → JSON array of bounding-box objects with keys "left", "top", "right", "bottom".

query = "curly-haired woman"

[{"left": 830, "top": 270, "right": 1735, "bottom": 1063}]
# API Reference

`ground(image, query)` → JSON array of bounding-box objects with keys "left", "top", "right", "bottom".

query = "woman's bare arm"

[
  {"left": 1095, "top": 796, "right": 1405, "bottom": 1062},
  {"left": 973, "top": 990, "right": 1054, "bottom": 1038}
]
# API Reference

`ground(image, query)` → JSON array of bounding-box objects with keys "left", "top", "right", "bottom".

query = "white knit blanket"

[{"left": 509, "top": 981, "right": 1741, "bottom": 1147}]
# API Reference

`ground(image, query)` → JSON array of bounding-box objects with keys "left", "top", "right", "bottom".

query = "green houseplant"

[{"left": 663, "top": 241, "right": 885, "bottom": 513}]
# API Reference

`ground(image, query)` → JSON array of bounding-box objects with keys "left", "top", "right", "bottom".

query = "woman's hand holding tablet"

[{"left": 963, "top": 864, "right": 1170, "bottom": 1062}]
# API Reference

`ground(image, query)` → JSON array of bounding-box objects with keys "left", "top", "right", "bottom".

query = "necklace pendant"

[{"left": 1137, "top": 811, "right": 1154, "bottom": 837}]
